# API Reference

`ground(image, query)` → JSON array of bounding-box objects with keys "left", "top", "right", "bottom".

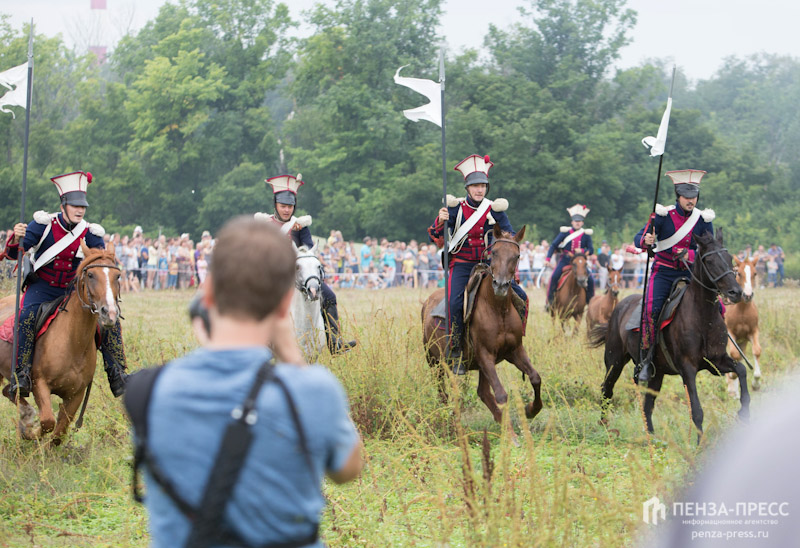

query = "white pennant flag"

[
  {"left": 641, "top": 96, "right": 672, "bottom": 157},
  {"left": 0, "top": 62, "right": 28, "bottom": 118},
  {"left": 394, "top": 65, "right": 441, "bottom": 127}
]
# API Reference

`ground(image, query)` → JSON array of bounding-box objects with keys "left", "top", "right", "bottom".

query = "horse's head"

[
  {"left": 295, "top": 245, "right": 324, "bottom": 302},
  {"left": 607, "top": 266, "right": 622, "bottom": 296},
  {"left": 733, "top": 255, "right": 757, "bottom": 302},
  {"left": 77, "top": 241, "right": 122, "bottom": 328},
  {"left": 694, "top": 228, "right": 742, "bottom": 303},
  {"left": 571, "top": 253, "right": 589, "bottom": 289},
  {"left": 490, "top": 224, "right": 525, "bottom": 297}
]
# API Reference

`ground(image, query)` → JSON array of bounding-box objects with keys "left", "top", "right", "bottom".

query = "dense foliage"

[{"left": 0, "top": 1, "right": 798, "bottom": 272}]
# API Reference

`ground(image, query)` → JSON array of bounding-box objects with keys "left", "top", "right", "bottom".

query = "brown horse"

[
  {"left": 0, "top": 244, "right": 121, "bottom": 445},
  {"left": 422, "top": 224, "right": 543, "bottom": 425},
  {"left": 586, "top": 267, "right": 622, "bottom": 335},
  {"left": 588, "top": 229, "right": 748, "bottom": 440},
  {"left": 725, "top": 256, "right": 762, "bottom": 397},
  {"left": 550, "top": 252, "right": 589, "bottom": 329}
]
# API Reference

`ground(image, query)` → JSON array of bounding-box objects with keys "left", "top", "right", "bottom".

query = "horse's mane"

[{"left": 77, "top": 244, "right": 116, "bottom": 271}]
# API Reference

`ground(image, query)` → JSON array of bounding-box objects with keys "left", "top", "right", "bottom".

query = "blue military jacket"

[{"left": 634, "top": 201, "right": 715, "bottom": 269}]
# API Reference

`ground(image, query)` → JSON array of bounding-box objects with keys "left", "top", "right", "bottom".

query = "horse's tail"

[{"left": 587, "top": 322, "right": 609, "bottom": 348}]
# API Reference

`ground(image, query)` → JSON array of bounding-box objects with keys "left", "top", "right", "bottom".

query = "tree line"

[{"left": 1, "top": 0, "right": 799, "bottom": 275}]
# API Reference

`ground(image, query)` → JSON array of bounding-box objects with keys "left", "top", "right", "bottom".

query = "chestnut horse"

[
  {"left": 422, "top": 225, "right": 543, "bottom": 425},
  {"left": 0, "top": 244, "right": 121, "bottom": 445},
  {"left": 725, "top": 256, "right": 762, "bottom": 397},
  {"left": 586, "top": 267, "right": 622, "bottom": 335},
  {"left": 588, "top": 229, "right": 748, "bottom": 440},
  {"left": 550, "top": 252, "right": 589, "bottom": 329}
]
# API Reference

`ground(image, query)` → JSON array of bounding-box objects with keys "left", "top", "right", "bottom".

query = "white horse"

[{"left": 291, "top": 245, "right": 326, "bottom": 361}]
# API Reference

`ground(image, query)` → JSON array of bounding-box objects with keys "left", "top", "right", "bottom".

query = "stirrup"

[
  {"left": 636, "top": 352, "right": 654, "bottom": 385},
  {"left": 446, "top": 347, "right": 466, "bottom": 375}
]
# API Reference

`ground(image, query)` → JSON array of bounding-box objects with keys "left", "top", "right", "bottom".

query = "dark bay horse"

[
  {"left": 586, "top": 267, "right": 622, "bottom": 335},
  {"left": 550, "top": 252, "right": 589, "bottom": 329},
  {"left": 725, "top": 256, "right": 762, "bottom": 397},
  {"left": 422, "top": 224, "right": 543, "bottom": 425},
  {"left": 588, "top": 229, "right": 748, "bottom": 440},
  {"left": 0, "top": 244, "right": 122, "bottom": 445}
]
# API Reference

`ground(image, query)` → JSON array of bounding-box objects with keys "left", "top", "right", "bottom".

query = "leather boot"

[
  {"left": 637, "top": 347, "right": 654, "bottom": 385},
  {"left": 100, "top": 325, "right": 128, "bottom": 397},
  {"left": 9, "top": 312, "right": 36, "bottom": 399},
  {"left": 323, "top": 302, "right": 357, "bottom": 356},
  {"left": 446, "top": 345, "right": 467, "bottom": 375}
]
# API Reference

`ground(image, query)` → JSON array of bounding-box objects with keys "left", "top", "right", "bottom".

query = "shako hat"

[
  {"left": 454, "top": 154, "right": 493, "bottom": 188},
  {"left": 665, "top": 169, "right": 706, "bottom": 199},
  {"left": 266, "top": 173, "right": 304, "bottom": 206},
  {"left": 51, "top": 171, "right": 92, "bottom": 207},
  {"left": 567, "top": 204, "right": 590, "bottom": 221}
]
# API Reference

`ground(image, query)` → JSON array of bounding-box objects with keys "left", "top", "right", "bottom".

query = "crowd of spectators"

[
  {"left": 105, "top": 226, "right": 215, "bottom": 292},
  {"left": 0, "top": 224, "right": 790, "bottom": 292},
  {"left": 736, "top": 243, "right": 786, "bottom": 288},
  {"left": 0, "top": 226, "right": 215, "bottom": 293}
]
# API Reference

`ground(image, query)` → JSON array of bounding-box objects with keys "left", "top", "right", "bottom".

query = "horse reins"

[
  {"left": 76, "top": 262, "right": 123, "bottom": 315},
  {"left": 481, "top": 237, "right": 521, "bottom": 281},
  {"left": 680, "top": 247, "right": 735, "bottom": 296}
]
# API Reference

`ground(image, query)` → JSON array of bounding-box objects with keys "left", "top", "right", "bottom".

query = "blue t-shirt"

[
  {"left": 144, "top": 347, "right": 358, "bottom": 548},
  {"left": 359, "top": 245, "right": 372, "bottom": 271},
  {"left": 382, "top": 250, "right": 396, "bottom": 269}
]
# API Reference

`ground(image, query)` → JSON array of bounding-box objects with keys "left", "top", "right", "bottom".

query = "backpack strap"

[
  {"left": 124, "top": 365, "right": 197, "bottom": 518},
  {"left": 126, "top": 359, "right": 319, "bottom": 548}
]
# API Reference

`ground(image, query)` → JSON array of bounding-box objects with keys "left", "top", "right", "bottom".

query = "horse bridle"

[
  {"left": 481, "top": 237, "right": 521, "bottom": 289},
  {"left": 681, "top": 247, "right": 735, "bottom": 295},
  {"left": 76, "top": 261, "right": 122, "bottom": 315},
  {"left": 295, "top": 254, "right": 324, "bottom": 300}
]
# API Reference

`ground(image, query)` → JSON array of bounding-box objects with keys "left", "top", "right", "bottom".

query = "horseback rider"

[
  {"left": 255, "top": 173, "right": 357, "bottom": 355},
  {"left": 3, "top": 171, "right": 128, "bottom": 399},
  {"left": 545, "top": 204, "right": 595, "bottom": 311},
  {"left": 428, "top": 154, "right": 528, "bottom": 375},
  {"left": 634, "top": 169, "right": 715, "bottom": 383}
]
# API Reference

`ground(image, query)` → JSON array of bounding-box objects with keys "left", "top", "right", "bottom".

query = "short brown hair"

[{"left": 211, "top": 216, "right": 296, "bottom": 320}]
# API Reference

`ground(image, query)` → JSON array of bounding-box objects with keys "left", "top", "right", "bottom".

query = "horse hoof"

[
  {"left": 19, "top": 423, "right": 41, "bottom": 440},
  {"left": 753, "top": 377, "right": 761, "bottom": 391},
  {"left": 525, "top": 402, "right": 542, "bottom": 419}
]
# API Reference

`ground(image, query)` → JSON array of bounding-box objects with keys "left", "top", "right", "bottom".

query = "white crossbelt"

[
  {"left": 279, "top": 216, "right": 297, "bottom": 235},
  {"left": 448, "top": 199, "right": 492, "bottom": 253},
  {"left": 653, "top": 208, "right": 700, "bottom": 253},
  {"left": 558, "top": 228, "right": 584, "bottom": 249},
  {"left": 32, "top": 219, "right": 88, "bottom": 271}
]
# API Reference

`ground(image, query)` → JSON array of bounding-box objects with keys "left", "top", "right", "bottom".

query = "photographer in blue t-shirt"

[{"left": 143, "top": 216, "right": 363, "bottom": 548}]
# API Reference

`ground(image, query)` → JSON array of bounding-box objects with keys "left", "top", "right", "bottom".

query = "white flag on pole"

[
  {"left": 0, "top": 62, "right": 28, "bottom": 118},
  {"left": 641, "top": 96, "right": 672, "bottom": 157},
  {"left": 394, "top": 65, "right": 441, "bottom": 127}
]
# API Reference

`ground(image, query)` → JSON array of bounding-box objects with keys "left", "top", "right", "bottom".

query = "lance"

[
  {"left": 11, "top": 22, "right": 34, "bottom": 398},
  {"left": 438, "top": 48, "right": 450, "bottom": 329},
  {"left": 638, "top": 65, "right": 676, "bottom": 378}
]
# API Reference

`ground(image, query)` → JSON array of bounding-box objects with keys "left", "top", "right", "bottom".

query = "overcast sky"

[{"left": 3, "top": 0, "right": 800, "bottom": 81}]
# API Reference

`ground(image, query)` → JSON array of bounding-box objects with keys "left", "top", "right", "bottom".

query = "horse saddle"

[
  {"left": 0, "top": 295, "right": 67, "bottom": 344},
  {"left": 556, "top": 265, "right": 573, "bottom": 291},
  {"left": 625, "top": 278, "right": 690, "bottom": 332},
  {"left": 429, "top": 264, "right": 527, "bottom": 329}
]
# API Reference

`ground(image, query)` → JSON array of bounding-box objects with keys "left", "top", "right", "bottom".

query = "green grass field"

[{"left": 0, "top": 285, "right": 797, "bottom": 547}]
